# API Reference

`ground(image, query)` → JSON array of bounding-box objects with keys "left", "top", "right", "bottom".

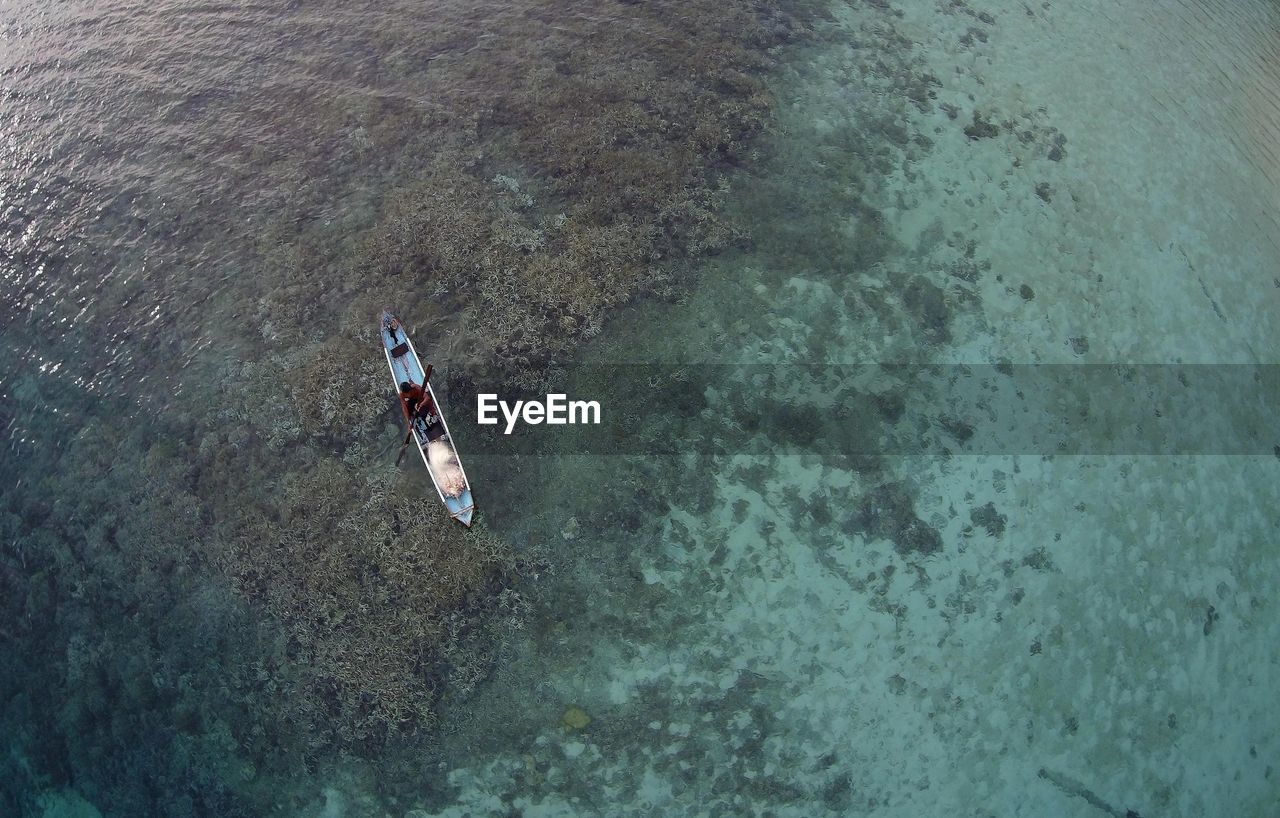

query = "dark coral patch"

[
  {"left": 970, "top": 502, "right": 1007, "bottom": 537},
  {"left": 846, "top": 482, "right": 942, "bottom": 556}
]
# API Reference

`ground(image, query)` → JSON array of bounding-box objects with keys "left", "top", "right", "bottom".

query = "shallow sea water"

[{"left": 3, "top": 0, "right": 1279, "bottom": 816}]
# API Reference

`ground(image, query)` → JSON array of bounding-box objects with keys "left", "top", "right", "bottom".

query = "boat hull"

[{"left": 379, "top": 311, "right": 475, "bottom": 527}]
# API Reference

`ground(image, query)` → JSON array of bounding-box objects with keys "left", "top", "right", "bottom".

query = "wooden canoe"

[{"left": 379, "top": 310, "right": 475, "bottom": 527}]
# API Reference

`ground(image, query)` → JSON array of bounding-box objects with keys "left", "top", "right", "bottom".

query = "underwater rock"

[
  {"left": 939, "top": 415, "right": 975, "bottom": 444},
  {"left": 969, "top": 502, "right": 1007, "bottom": 537},
  {"left": 1022, "top": 546, "right": 1055, "bottom": 571},
  {"left": 561, "top": 516, "right": 580, "bottom": 541},
  {"left": 1203, "top": 605, "right": 1219, "bottom": 636},
  {"left": 562, "top": 705, "right": 591, "bottom": 730},
  {"left": 1048, "top": 132, "right": 1068, "bottom": 161},
  {"left": 1035, "top": 181, "right": 1053, "bottom": 202},
  {"left": 761, "top": 400, "right": 824, "bottom": 448},
  {"left": 873, "top": 390, "right": 906, "bottom": 422},
  {"left": 963, "top": 111, "right": 1000, "bottom": 140},
  {"left": 847, "top": 482, "right": 943, "bottom": 556},
  {"left": 904, "top": 276, "right": 952, "bottom": 344}
]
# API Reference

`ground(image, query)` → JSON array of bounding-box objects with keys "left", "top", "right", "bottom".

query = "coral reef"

[
  {"left": 217, "top": 0, "right": 822, "bottom": 769},
  {"left": 337, "top": 0, "right": 823, "bottom": 381},
  {"left": 3, "top": 0, "right": 823, "bottom": 811},
  {"left": 0, "top": 410, "right": 270, "bottom": 815},
  {"left": 211, "top": 460, "right": 521, "bottom": 751}
]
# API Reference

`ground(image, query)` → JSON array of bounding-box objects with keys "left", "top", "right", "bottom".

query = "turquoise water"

[{"left": 3, "top": 0, "right": 1279, "bottom": 816}]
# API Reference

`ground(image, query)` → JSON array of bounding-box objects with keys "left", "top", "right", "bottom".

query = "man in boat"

[{"left": 398, "top": 364, "right": 437, "bottom": 430}]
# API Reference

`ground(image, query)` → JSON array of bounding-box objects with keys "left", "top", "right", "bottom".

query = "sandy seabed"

[{"left": 405, "top": 1, "right": 1280, "bottom": 816}]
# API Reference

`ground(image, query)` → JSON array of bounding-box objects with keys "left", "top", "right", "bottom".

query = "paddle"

[{"left": 394, "top": 426, "right": 414, "bottom": 467}]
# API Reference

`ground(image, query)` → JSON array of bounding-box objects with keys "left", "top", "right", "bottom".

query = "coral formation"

[
  {"left": 2, "top": 0, "right": 825, "bottom": 811},
  {"left": 207, "top": 0, "right": 821, "bottom": 749},
  {"left": 339, "top": 0, "right": 823, "bottom": 381},
  {"left": 211, "top": 460, "right": 521, "bottom": 750},
  {"left": 847, "top": 481, "right": 943, "bottom": 556},
  {"left": 561, "top": 706, "right": 591, "bottom": 730}
]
